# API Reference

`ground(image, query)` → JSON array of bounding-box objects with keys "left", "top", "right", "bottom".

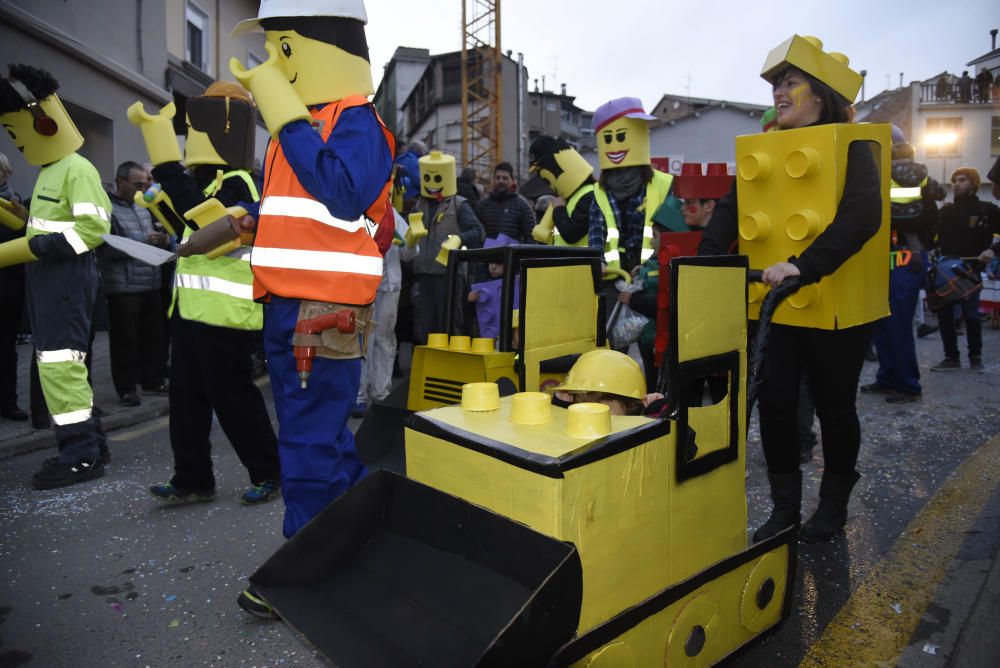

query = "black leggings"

[{"left": 758, "top": 323, "right": 873, "bottom": 475}]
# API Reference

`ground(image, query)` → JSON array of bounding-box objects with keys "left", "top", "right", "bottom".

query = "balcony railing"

[{"left": 920, "top": 82, "right": 998, "bottom": 105}]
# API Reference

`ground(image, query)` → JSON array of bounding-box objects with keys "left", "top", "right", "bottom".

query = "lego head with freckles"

[
  {"left": 232, "top": 1, "right": 374, "bottom": 105},
  {"left": 0, "top": 64, "right": 83, "bottom": 166},
  {"left": 418, "top": 151, "right": 457, "bottom": 200},
  {"left": 593, "top": 97, "right": 656, "bottom": 171}
]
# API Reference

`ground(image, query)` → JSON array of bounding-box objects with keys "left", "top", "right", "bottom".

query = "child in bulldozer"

[{"left": 550, "top": 349, "right": 664, "bottom": 416}]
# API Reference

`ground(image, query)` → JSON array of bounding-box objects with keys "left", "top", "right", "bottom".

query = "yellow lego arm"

[
  {"left": 405, "top": 212, "right": 428, "bottom": 248},
  {"left": 531, "top": 203, "right": 556, "bottom": 244},
  {"left": 0, "top": 197, "right": 27, "bottom": 231},
  {"left": 230, "top": 42, "right": 310, "bottom": 138},
  {"left": 434, "top": 234, "right": 462, "bottom": 266},
  {"left": 133, "top": 190, "right": 177, "bottom": 237},
  {"left": 126, "top": 101, "right": 183, "bottom": 166},
  {"left": 0, "top": 237, "right": 38, "bottom": 269}
]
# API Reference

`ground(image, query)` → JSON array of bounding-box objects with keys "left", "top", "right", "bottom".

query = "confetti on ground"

[
  {"left": 164, "top": 594, "right": 176, "bottom": 602},
  {"left": 922, "top": 643, "right": 939, "bottom": 655},
  {"left": 168, "top": 619, "right": 180, "bottom": 628},
  {"left": 891, "top": 603, "right": 902, "bottom": 614}
]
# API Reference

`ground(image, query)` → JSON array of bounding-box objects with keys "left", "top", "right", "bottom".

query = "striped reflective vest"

[
  {"left": 593, "top": 170, "right": 673, "bottom": 270},
  {"left": 890, "top": 177, "right": 926, "bottom": 204},
  {"left": 553, "top": 184, "right": 594, "bottom": 247},
  {"left": 171, "top": 170, "right": 262, "bottom": 330},
  {"left": 26, "top": 153, "right": 110, "bottom": 253},
  {"left": 251, "top": 96, "right": 393, "bottom": 305}
]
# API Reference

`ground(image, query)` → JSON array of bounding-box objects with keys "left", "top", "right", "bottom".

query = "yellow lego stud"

[
  {"left": 509, "top": 392, "right": 552, "bottom": 426},
  {"left": 760, "top": 35, "right": 863, "bottom": 102},
  {"left": 739, "top": 212, "right": 772, "bottom": 242},
  {"left": 461, "top": 382, "right": 500, "bottom": 412},
  {"left": 785, "top": 210, "right": 820, "bottom": 241},
  {"left": 471, "top": 337, "right": 495, "bottom": 353},
  {"left": 427, "top": 333, "right": 449, "bottom": 349},
  {"left": 448, "top": 335, "right": 471, "bottom": 351},
  {"left": 565, "top": 402, "right": 611, "bottom": 439}
]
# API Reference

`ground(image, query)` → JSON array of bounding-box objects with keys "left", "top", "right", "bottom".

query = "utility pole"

[{"left": 461, "top": 0, "right": 502, "bottom": 177}]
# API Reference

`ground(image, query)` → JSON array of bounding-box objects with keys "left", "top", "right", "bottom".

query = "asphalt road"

[{"left": 1, "top": 327, "right": 998, "bottom": 667}]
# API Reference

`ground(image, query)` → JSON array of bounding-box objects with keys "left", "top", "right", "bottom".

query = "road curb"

[{"left": 0, "top": 399, "right": 170, "bottom": 461}]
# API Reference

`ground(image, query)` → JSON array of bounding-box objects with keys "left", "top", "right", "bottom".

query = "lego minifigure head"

[
  {"left": 528, "top": 135, "right": 594, "bottom": 199},
  {"left": 0, "top": 64, "right": 83, "bottom": 166},
  {"left": 593, "top": 97, "right": 656, "bottom": 171},
  {"left": 185, "top": 81, "right": 257, "bottom": 169},
  {"left": 233, "top": 1, "right": 374, "bottom": 105},
  {"left": 418, "top": 151, "right": 457, "bottom": 200}
]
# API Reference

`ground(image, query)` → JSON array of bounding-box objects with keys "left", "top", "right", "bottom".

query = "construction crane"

[{"left": 460, "top": 0, "right": 502, "bottom": 177}]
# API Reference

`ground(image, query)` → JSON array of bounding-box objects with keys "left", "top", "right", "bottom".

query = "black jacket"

[
  {"left": 552, "top": 188, "right": 595, "bottom": 245},
  {"left": 476, "top": 190, "right": 536, "bottom": 242},
  {"left": 151, "top": 162, "right": 254, "bottom": 231},
  {"left": 699, "top": 141, "right": 882, "bottom": 285},
  {"left": 937, "top": 194, "right": 1000, "bottom": 266}
]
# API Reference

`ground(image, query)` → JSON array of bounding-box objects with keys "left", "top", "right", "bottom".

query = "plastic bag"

[{"left": 607, "top": 279, "right": 649, "bottom": 349}]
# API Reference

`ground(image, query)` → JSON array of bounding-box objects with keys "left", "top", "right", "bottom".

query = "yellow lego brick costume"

[{"left": 699, "top": 35, "right": 889, "bottom": 544}]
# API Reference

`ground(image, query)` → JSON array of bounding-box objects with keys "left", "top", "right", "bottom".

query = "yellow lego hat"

[
  {"left": 551, "top": 349, "right": 647, "bottom": 399},
  {"left": 0, "top": 64, "right": 83, "bottom": 166},
  {"left": 419, "top": 151, "right": 457, "bottom": 200},
  {"left": 760, "top": 35, "right": 862, "bottom": 102}
]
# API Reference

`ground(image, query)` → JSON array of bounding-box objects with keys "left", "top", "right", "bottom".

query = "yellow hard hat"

[{"left": 551, "top": 349, "right": 647, "bottom": 399}]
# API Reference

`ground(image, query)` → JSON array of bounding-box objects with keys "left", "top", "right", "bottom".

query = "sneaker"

[
  {"left": 886, "top": 392, "right": 922, "bottom": 403},
  {"left": 120, "top": 392, "right": 141, "bottom": 407},
  {"left": 970, "top": 357, "right": 985, "bottom": 372},
  {"left": 241, "top": 480, "right": 280, "bottom": 505},
  {"left": 142, "top": 380, "right": 169, "bottom": 396},
  {"left": 237, "top": 587, "right": 280, "bottom": 620},
  {"left": 45, "top": 450, "right": 111, "bottom": 467},
  {"left": 930, "top": 358, "right": 961, "bottom": 372},
  {"left": 860, "top": 382, "right": 894, "bottom": 395},
  {"left": 32, "top": 458, "right": 105, "bottom": 490},
  {"left": 351, "top": 401, "right": 367, "bottom": 419},
  {"left": 916, "top": 323, "right": 938, "bottom": 338},
  {"left": 149, "top": 482, "right": 215, "bottom": 504}
]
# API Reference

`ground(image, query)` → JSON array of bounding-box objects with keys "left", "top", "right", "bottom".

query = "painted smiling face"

[
  {"left": 598, "top": 116, "right": 650, "bottom": 171},
  {"left": 264, "top": 28, "right": 373, "bottom": 105},
  {"left": 0, "top": 94, "right": 83, "bottom": 166},
  {"left": 418, "top": 151, "right": 457, "bottom": 200}
]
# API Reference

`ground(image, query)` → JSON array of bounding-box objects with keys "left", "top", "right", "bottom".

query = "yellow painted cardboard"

[
  {"left": 406, "top": 345, "right": 517, "bottom": 411},
  {"left": 419, "top": 151, "right": 457, "bottom": 199},
  {"left": 1, "top": 94, "right": 83, "bottom": 166},
  {"left": 761, "top": 35, "right": 862, "bottom": 102},
  {"left": 183, "top": 119, "right": 225, "bottom": 167},
  {"left": 538, "top": 146, "right": 594, "bottom": 200},
  {"left": 597, "top": 116, "right": 651, "bottom": 171},
  {"left": 126, "top": 101, "right": 182, "bottom": 166},
  {"left": 736, "top": 123, "right": 890, "bottom": 328}
]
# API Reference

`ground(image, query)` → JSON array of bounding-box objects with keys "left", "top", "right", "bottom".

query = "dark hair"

[
  {"left": 598, "top": 164, "right": 653, "bottom": 190},
  {"left": 774, "top": 66, "right": 851, "bottom": 125},
  {"left": 494, "top": 162, "right": 514, "bottom": 176},
  {"left": 116, "top": 161, "right": 144, "bottom": 181},
  {"left": 259, "top": 17, "right": 369, "bottom": 62},
  {"left": 0, "top": 64, "right": 59, "bottom": 115}
]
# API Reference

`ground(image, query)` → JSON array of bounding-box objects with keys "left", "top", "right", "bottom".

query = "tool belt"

[{"left": 292, "top": 300, "right": 374, "bottom": 360}]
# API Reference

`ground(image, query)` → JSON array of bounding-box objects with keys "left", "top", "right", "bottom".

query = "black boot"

[
  {"left": 800, "top": 471, "right": 861, "bottom": 543},
  {"left": 753, "top": 471, "right": 802, "bottom": 542}
]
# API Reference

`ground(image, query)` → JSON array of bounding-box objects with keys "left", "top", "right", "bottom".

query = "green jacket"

[{"left": 27, "top": 153, "right": 110, "bottom": 256}]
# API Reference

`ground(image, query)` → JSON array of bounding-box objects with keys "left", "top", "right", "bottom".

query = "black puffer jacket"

[{"left": 476, "top": 190, "right": 536, "bottom": 242}]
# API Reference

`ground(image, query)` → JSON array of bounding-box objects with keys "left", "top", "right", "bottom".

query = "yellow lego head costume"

[
  {"left": 419, "top": 151, "right": 457, "bottom": 200},
  {"left": 184, "top": 81, "right": 257, "bottom": 169},
  {"left": 232, "top": 0, "right": 374, "bottom": 105},
  {"left": 528, "top": 135, "right": 594, "bottom": 199},
  {"left": 760, "top": 35, "right": 862, "bottom": 103},
  {"left": 0, "top": 64, "right": 83, "bottom": 166},
  {"left": 593, "top": 97, "right": 656, "bottom": 171}
]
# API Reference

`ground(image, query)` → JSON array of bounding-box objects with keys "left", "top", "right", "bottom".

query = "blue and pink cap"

[{"left": 593, "top": 97, "right": 657, "bottom": 132}]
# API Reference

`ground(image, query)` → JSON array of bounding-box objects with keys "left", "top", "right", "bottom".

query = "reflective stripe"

[
  {"left": 36, "top": 349, "right": 87, "bottom": 364},
  {"left": 251, "top": 246, "right": 384, "bottom": 276},
  {"left": 643, "top": 226, "right": 654, "bottom": 239},
  {"left": 606, "top": 228, "right": 620, "bottom": 241},
  {"left": 890, "top": 186, "right": 922, "bottom": 199},
  {"left": 72, "top": 202, "right": 109, "bottom": 221},
  {"left": 640, "top": 247, "right": 655, "bottom": 261},
  {"left": 260, "top": 196, "right": 367, "bottom": 233},
  {"left": 175, "top": 273, "right": 254, "bottom": 300},
  {"left": 51, "top": 407, "right": 93, "bottom": 426},
  {"left": 63, "top": 228, "right": 90, "bottom": 254},
  {"left": 28, "top": 217, "right": 74, "bottom": 233},
  {"left": 605, "top": 250, "right": 620, "bottom": 262}
]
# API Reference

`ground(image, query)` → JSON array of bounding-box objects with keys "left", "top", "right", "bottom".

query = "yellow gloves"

[
  {"left": 230, "top": 42, "right": 310, "bottom": 138},
  {"left": 0, "top": 237, "right": 38, "bottom": 269},
  {"left": 126, "top": 101, "right": 183, "bottom": 166},
  {"left": 405, "top": 212, "right": 428, "bottom": 248},
  {"left": 532, "top": 203, "right": 556, "bottom": 244},
  {"left": 435, "top": 234, "right": 462, "bottom": 266}
]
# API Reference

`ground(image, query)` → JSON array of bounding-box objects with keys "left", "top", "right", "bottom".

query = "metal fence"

[{"left": 920, "top": 81, "right": 998, "bottom": 104}]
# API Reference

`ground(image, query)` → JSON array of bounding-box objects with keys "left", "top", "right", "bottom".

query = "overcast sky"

[{"left": 365, "top": 0, "right": 997, "bottom": 112}]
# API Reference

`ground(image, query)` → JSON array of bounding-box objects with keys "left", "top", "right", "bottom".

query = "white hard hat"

[{"left": 231, "top": 0, "right": 368, "bottom": 37}]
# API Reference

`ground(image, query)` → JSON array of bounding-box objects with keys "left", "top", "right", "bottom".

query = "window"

[
  {"left": 186, "top": 2, "right": 209, "bottom": 72},
  {"left": 925, "top": 117, "right": 961, "bottom": 156},
  {"left": 992, "top": 116, "right": 1000, "bottom": 156}
]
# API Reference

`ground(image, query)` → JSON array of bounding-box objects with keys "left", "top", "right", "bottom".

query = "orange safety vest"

[{"left": 252, "top": 96, "right": 394, "bottom": 304}]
